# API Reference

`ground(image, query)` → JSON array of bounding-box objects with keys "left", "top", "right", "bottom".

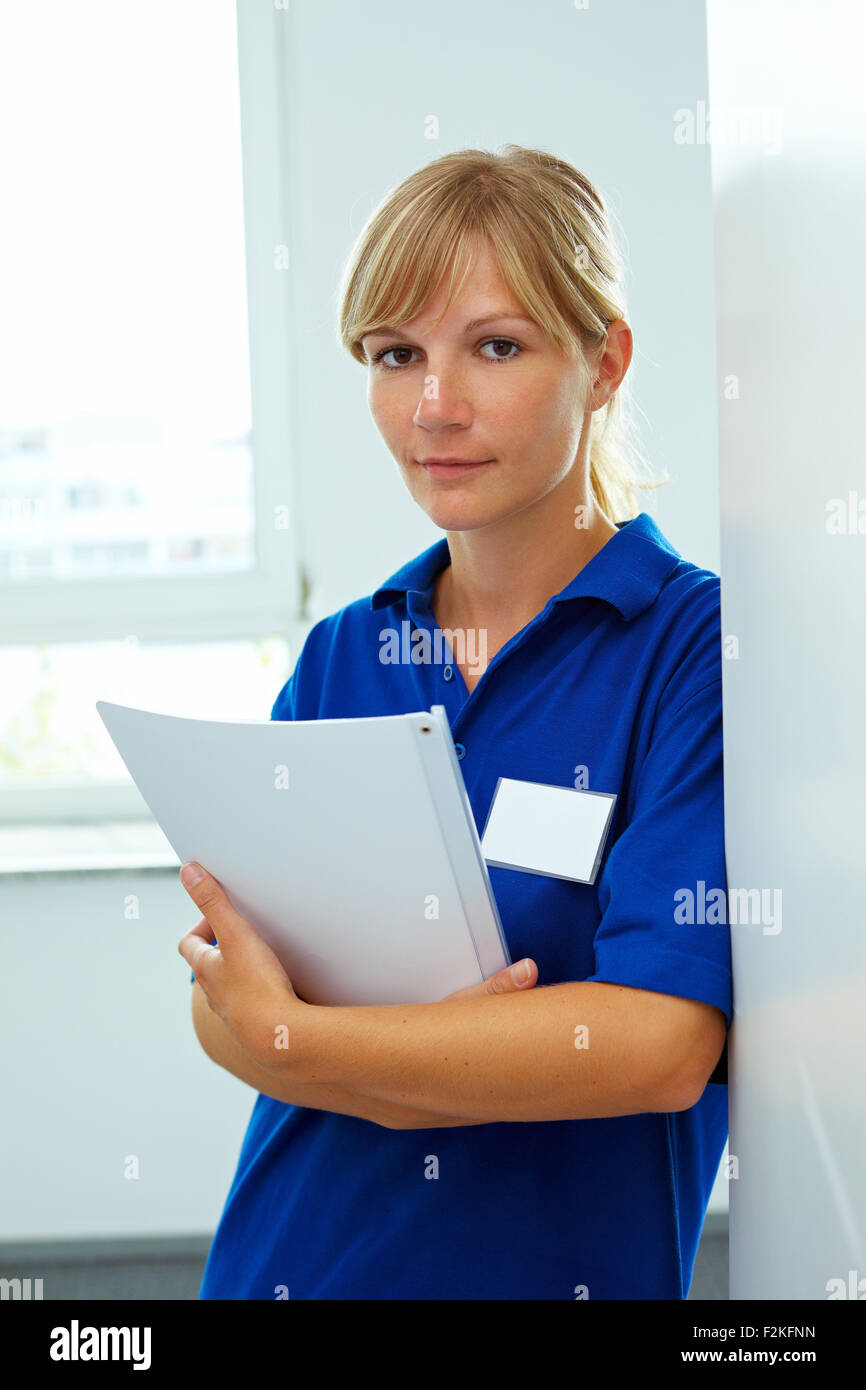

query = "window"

[{"left": 0, "top": 2, "right": 303, "bottom": 824}]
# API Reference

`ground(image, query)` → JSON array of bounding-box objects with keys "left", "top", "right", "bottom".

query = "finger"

[
  {"left": 189, "top": 914, "right": 218, "bottom": 947},
  {"left": 179, "top": 863, "right": 246, "bottom": 954},
  {"left": 443, "top": 957, "right": 538, "bottom": 1002},
  {"left": 185, "top": 916, "right": 218, "bottom": 945},
  {"left": 179, "top": 863, "right": 297, "bottom": 999},
  {"left": 177, "top": 923, "right": 221, "bottom": 980}
]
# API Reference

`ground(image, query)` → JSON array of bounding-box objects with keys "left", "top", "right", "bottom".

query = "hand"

[
  {"left": 443, "top": 956, "right": 538, "bottom": 1002},
  {"left": 177, "top": 857, "right": 541, "bottom": 1103},
  {"left": 177, "top": 861, "right": 307, "bottom": 1079}
]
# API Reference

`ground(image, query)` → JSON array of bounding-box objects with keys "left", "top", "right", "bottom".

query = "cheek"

[
  {"left": 367, "top": 382, "right": 403, "bottom": 441},
  {"left": 520, "top": 382, "right": 581, "bottom": 452},
  {"left": 365, "top": 378, "right": 381, "bottom": 423},
  {"left": 499, "top": 388, "right": 567, "bottom": 456},
  {"left": 501, "top": 402, "right": 582, "bottom": 490}
]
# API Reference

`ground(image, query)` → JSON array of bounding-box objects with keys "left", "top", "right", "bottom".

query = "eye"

[
  {"left": 369, "top": 338, "right": 523, "bottom": 371},
  {"left": 479, "top": 338, "right": 522, "bottom": 363},
  {"left": 370, "top": 346, "right": 419, "bottom": 371}
]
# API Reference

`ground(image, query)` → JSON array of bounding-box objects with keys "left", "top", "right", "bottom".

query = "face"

[{"left": 361, "top": 237, "right": 626, "bottom": 535}]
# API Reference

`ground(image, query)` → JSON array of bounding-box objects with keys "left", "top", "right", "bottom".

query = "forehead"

[
  {"left": 408, "top": 243, "right": 522, "bottom": 323},
  {"left": 363, "top": 240, "right": 534, "bottom": 341}
]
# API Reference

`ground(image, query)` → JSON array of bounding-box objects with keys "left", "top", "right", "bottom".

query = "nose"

[{"left": 413, "top": 369, "right": 474, "bottom": 430}]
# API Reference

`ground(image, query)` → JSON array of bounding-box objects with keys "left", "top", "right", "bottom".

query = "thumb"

[
  {"left": 179, "top": 862, "right": 243, "bottom": 950},
  {"left": 179, "top": 862, "right": 279, "bottom": 977},
  {"left": 442, "top": 957, "right": 538, "bottom": 1002},
  {"left": 177, "top": 862, "right": 294, "bottom": 995}
]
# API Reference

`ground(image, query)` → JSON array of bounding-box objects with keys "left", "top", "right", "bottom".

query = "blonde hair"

[{"left": 337, "top": 144, "right": 668, "bottom": 523}]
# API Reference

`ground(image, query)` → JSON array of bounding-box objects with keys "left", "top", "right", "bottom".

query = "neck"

[{"left": 437, "top": 484, "right": 620, "bottom": 635}]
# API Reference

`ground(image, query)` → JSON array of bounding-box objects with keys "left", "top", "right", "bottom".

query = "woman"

[{"left": 179, "top": 145, "right": 731, "bottom": 1300}]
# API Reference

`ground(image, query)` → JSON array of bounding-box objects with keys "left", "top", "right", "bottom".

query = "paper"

[{"left": 95, "top": 701, "right": 510, "bottom": 1005}]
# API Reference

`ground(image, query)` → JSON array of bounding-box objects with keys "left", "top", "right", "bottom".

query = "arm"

[
  {"left": 179, "top": 865, "right": 726, "bottom": 1127},
  {"left": 191, "top": 981, "right": 480, "bottom": 1129},
  {"left": 283, "top": 980, "right": 728, "bottom": 1123}
]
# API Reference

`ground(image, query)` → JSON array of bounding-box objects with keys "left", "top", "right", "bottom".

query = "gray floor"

[{"left": 0, "top": 1214, "right": 727, "bottom": 1300}]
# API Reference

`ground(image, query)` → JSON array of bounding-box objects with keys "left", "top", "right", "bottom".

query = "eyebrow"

[{"left": 362, "top": 312, "right": 538, "bottom": 342}]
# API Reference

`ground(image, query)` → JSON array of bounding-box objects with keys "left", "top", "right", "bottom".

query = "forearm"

[
  {"left": 287, "top": 981, "right": 690, "bottom": 1123},
  {"left": 190, "top": 983, "right": 485, "bottom": 1129}
]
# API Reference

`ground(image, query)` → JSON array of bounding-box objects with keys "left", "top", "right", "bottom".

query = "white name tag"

[{"left": 480, "top": 776, "right": 617, "bottom": 885}]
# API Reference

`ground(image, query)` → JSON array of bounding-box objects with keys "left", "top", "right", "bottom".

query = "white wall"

[
  {"left": 0, "top": 0, "right": 725, "bottom": 1242},
  {"left": 280, "top": 0, "right": 722, "bottom": 608},
  {"left": 0, "top": 870, "right": 254, "bottom": 1238},
  {"left": 708, "top": 0, "right": 866, "bottom": 1298}
]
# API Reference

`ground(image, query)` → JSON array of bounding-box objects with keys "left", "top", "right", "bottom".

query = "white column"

[{"left": 707, "top": 0, "right": 866, "bottom": 1300}]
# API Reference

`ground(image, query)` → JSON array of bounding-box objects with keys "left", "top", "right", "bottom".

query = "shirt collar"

[{"left": 369, "top": 511, "right": 683, "bottom": 622}]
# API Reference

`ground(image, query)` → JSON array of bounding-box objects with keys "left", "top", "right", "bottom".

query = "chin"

[{"left": 421, "top": 504, "right": 509, "bottom": 533}]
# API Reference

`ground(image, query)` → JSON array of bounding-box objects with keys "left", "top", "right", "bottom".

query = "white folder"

[{"left": 96, "top": 701, "right": 510, "bottom": 1005}]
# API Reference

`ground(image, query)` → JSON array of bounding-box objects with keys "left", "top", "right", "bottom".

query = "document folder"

[{"left": 96, "top": 701, "right": 510, "bottom": 1005}]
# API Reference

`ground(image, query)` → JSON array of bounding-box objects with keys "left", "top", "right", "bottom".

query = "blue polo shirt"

[{"left": 197, "top": 511, "right": 731, "bottom": 1300}]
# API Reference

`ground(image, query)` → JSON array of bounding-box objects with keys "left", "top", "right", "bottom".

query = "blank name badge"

[{"left": 480, "top": 776, "right": 617, "bottom": 885}]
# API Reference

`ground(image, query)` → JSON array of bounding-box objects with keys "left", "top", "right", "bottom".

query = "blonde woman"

[{"left": 179, "top": 145, "right": 731, "bottom": 1301}]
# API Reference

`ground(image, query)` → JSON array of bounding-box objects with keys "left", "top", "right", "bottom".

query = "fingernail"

[
  {"left": 181, "top": 862, "right": 204, "bottom": 887},
  {"left": 511, "top": 958, "right": 532, "bottom": 985}
]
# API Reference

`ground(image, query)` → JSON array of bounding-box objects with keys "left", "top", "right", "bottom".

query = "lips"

[{"left": 418, "top": 458, "right": 493, "bottom": 478}]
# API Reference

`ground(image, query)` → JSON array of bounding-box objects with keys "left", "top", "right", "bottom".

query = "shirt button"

[
  {"left": 454, "top": 742, "right": 466, "bottom": 759},
  {"left": 443, "top": 665, "right": 453, "bottom": 680}
]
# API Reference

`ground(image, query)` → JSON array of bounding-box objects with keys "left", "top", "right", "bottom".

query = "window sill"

[{"left": 0, "top": 821, "right": 180, "bottom": 875}]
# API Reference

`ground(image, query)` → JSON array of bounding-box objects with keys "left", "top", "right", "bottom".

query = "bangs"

[{"left": 341, "top": 185, "right": 585, "bottom": 365}]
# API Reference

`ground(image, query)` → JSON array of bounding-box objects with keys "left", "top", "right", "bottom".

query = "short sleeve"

[
  {"left": 189, "top": 664, "right": 299, "bottom": 984},
  {"left": 270, "top": 660, "right": 298, "bottom": 722},
  {"left": 585, "top": 677, "right": 733, "bottom": 1045}
]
